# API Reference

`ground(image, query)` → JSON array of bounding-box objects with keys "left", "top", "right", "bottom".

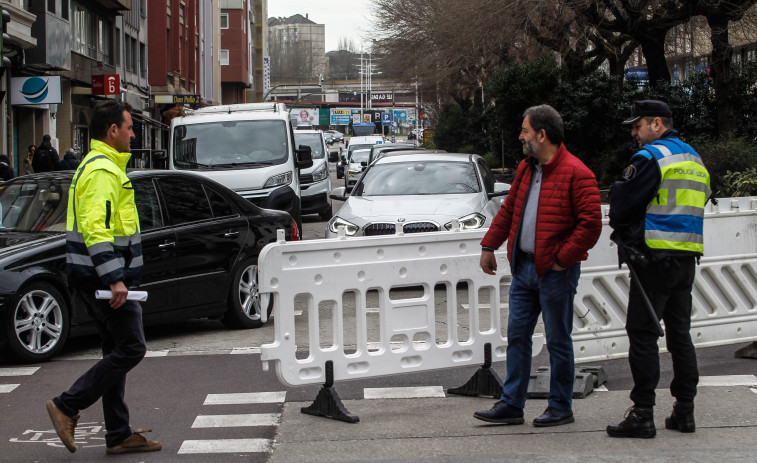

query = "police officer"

[
  {"left": 607, "top": 100, "right": 711, "bottom": 438},
  {"left": 46, "top": 100, "right": 161, "bottom": 455}
]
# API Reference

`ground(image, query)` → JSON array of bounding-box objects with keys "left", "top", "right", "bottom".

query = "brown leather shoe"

[
  {"left": 106, "top": 429, "right": 162, "bottom": 455},
  {"left": 45, "top": 400, "right": 79, "bottom": 453}
]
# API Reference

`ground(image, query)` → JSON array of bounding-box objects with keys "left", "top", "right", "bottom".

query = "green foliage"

[
  {"left": 721, "top": 168, "right": 757, "bottom": 197},
  {"left": 694, "top": 137, "right": 757, "bottom": 196},
  {"left": 431, "top": 55, "right": 757, "bottom": 191},
  {"left": 484, "top": 54, "right": 565, "bottom": 167}
]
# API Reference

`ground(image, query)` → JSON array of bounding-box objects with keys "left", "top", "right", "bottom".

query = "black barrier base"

[
  {"left": 447, "top": 343, "right": 503, "bottom": 398},
  {"left": 300, "top": 361, "right": 359, "bottom": 423},
  {"left": 734, "top": 341, "right": 757, "bottom": 359}
]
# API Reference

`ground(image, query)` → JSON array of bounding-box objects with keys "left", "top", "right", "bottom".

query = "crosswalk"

[
  {"left": 2, "top": 364, "right": 756, "bottom": 457},
  {"left": 178, "top": 391, "right": 286, "bottom": 456}
]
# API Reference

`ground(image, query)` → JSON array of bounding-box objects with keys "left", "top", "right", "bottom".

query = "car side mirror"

[
  {"left": 360, "top": 161, "right": 367, "bottom": 167},
  {"left": 296, "top": 144, "right": 313, "bottom": 169},
  {"left": 329, "top": 186, "right": 348, "bottom": 201}
]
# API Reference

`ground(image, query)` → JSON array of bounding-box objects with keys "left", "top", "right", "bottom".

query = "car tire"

[
  {"left": 222, "top": 258, "right": 273, "bottom": 329},
  {"left": 2, "top": 282, "right": 70, "bottom": 363}
]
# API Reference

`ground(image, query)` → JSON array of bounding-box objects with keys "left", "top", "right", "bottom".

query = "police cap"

[{"left": 621, "top": 100, "right": 672, "bottom": 125}]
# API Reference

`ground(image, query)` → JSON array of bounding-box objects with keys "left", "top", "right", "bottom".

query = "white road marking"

[
  {"left": 699, "top": 375, "right": 757, "bottom": 387},
  {"left": 230, "top": 347, "right": 262, "bottom": 355},
  {"left": 364, "top": 386, "right": 445, "bottom": 399},
  {"left": 203, "top": 391, "right": 286, "bottom": 405},
  {"left": 178, "top": 439, "right": 270, "bottom": 454},
  {"left": 192, "top": 413, "right": 280, "bottom": 428},
  {"left": 0, "top": 384, "right": 20, "bottom": 393},
  {"left": 145, "top": 350, "right": 169, "bottom": 357},
  {"left": 0, "top": 367, "right": 39, "bottom": 376}
]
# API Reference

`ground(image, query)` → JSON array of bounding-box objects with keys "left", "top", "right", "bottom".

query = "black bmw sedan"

[{"left": 0, "top": 170, "right": 296, "bottom": 363}]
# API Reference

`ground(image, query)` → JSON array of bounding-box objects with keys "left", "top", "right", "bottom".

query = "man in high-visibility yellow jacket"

[
  {"left": 46, "top": 100, "right": 161, "bottom": 456},
  {"left": 607, "top": 100, "right": 711, "bottom": 439}
]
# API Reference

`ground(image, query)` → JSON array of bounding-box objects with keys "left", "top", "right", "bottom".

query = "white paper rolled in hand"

[{"left": 94, "top": 290, "right": 148, "bottom": 301}]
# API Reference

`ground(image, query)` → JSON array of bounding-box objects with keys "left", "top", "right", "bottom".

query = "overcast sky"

[{"left": 267, "top": 0, "right": 375, "bottom": 52}]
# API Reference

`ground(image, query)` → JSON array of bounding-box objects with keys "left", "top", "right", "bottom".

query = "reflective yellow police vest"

[{"left": 640, "top": 138, "right": 711, "bottom": 255}]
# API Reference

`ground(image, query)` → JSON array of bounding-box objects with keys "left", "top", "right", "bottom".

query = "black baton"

[{"left": 616, "top": 242, "right": 665, "bottom": 338}]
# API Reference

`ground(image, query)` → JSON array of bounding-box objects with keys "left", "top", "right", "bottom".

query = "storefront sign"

[
  {"left": 155, "top": 94, "right": 201, "bottom": 104},
  {"left": 10, "top": 76, "right": 62, "bottom": 105},
  {"left": 92, "top": 74, "right": 120, "bottom": 95}
]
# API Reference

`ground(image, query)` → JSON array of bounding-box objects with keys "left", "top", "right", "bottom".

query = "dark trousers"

[
  {"left": 53, "top": 288, "right": 146, "bottom": 447},
  {"left": 626, "top": 255, "right": 698, "bottom": 408}
]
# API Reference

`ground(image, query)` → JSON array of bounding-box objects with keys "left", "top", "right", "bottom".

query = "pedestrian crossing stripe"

[
  {"left": 178, "top": 438, "right": 270, "bottom": 454},
  {"left": 192, "top": 413, "right": 280, "bottom": 428},
  {"left": 0, "top": 367, "right": 39, "bottom": 376},
  {"left": 698, "top": 375, "right": 757, "bottom": 387},
  {"left": 0, "top": 384, "right": 19, "bottom": 393},
  {"left": 203, "top": 391, "right": 286, "bottom": 405},
  {"left": 364, "top": 386, "right": 445, "bottom": 399}
]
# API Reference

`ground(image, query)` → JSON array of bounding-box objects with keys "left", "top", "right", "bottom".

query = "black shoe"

[
  {"left": 533, "top": 406, "right": 575, "bottom": 427},
  {"left": 473, "top": 400, "right": 525, "bottom": 425},
  {"left": 607, "top": 406, "right": 656, "bottom": 438},
  {"left": 665, "top": 401, "right": 695, "bottom": 433}
]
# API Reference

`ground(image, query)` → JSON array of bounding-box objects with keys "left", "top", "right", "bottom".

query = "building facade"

[{"left": 268, "top": 14, "right": 326, "bottom": 82}]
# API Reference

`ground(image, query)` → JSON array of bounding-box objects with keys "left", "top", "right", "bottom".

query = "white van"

[
  {"left": 169, "top": 103, "right": 313, "bottom": 232},
  {"left": 294, "top": 129, "right": 332, "bottom": 220}
]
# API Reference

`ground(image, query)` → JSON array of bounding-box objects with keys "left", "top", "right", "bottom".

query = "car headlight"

[
  {"left": 311, "top": 163, "right": 328, "bottom": 182},
  {"left": 263, "top": 171, "right": 293, "bottom": 188},
  {"left": 445, "top": 213, "right": 486, "bottom": 230},
  {"left": 328, "top": 217, "right": 359, "bottom": 235}
]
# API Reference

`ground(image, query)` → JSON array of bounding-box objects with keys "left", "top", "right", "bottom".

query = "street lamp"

[{"left": 263, "top": 77, "right": 323, "bottom": 102}]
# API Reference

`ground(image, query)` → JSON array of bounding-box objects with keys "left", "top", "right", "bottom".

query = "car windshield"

[
  {"left": 294, "top": 133, "right": 325, "bottom": 159},
  {"left": 349, "top": 149, "right": 371, "bottom": 164},
  {"left": 0, "top": 177, "right": 70, "bottom": 232},
  {"left": 355, "top": 161, "right": 481, "bottom": 196},
  {"left": 348, "top": 143, "right": 373, "bottom": 155},
  {"left": 173, "top": 120, "right": 288, "bottom": 169}
]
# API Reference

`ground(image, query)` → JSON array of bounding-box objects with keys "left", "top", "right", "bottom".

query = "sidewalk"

[{"left": 271, "top": 385, "right": 757, "bottom": 462}]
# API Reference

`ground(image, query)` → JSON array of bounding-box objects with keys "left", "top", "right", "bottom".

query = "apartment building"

[{"left": 267, "top": 13, "right": 326, "bottom": 82}]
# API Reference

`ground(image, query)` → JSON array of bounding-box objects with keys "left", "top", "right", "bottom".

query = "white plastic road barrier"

[{"left": 260, "top": 197, "right": 757, "bottom": 388}]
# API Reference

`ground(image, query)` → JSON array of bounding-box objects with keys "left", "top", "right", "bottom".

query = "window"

[
  {"left": 205, "top": 186, "right": 237, "bottom": 218},
  {"left": 71, "top": 5, "right": 111, "bottom": 64},
  {"left": 179, "top": 1, "right": 185, "bottom": 26},
  {"left": 133, "top": 180, "right": 164, "bottom": 231},
  {"left": 220, "top": 13, "right": 228, "bottom": 29},
  {"left": 220, "top": 49, "right": 229, "bottom": 65},
  {"left": 159, "top": 178, "right": 213, "bottom": 225},
  {"left": 140, "top": 42, "right": 146, "bottom": 78}
]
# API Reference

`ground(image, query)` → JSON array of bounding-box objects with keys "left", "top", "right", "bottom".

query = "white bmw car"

[{"left": 326, "top": 153, "right": 510, "bottom": 238}]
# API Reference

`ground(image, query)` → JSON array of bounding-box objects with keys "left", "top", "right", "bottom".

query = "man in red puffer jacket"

[{"left": 473, "top": 104, "right": 602, "bottom": 428}]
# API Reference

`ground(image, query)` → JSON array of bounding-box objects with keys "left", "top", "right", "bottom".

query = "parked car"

[
  {"left": 0, "top": 170, "right": 296, "bottom": 363},
  {"left": 294, "top": 130, "right": 333, "bottom": 220},
  {"left": 326, "top": 153, "right": 509, "bottom": 238}
]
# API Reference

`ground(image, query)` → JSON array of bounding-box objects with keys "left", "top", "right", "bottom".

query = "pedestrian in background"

[
  {"left": 607, "top": 100, "right": 711, "bottom": 439},
  {"left": 33, "top": 134, "right": 61, "bottom": 172},
  {"left": 45, "top": 100, "right": 161, "bottom": 455},
  {"left": 59, "top": 147, "right": 81, "bottom": 170},
  {"left": 473, "top": 105, "right": 602, "bottom": 427},
  {"left": 0, "top": 154, "right": 14, "bottom": 181},
  {"left": 23, "top": 145, "right": 35, "bottom": 175}
]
